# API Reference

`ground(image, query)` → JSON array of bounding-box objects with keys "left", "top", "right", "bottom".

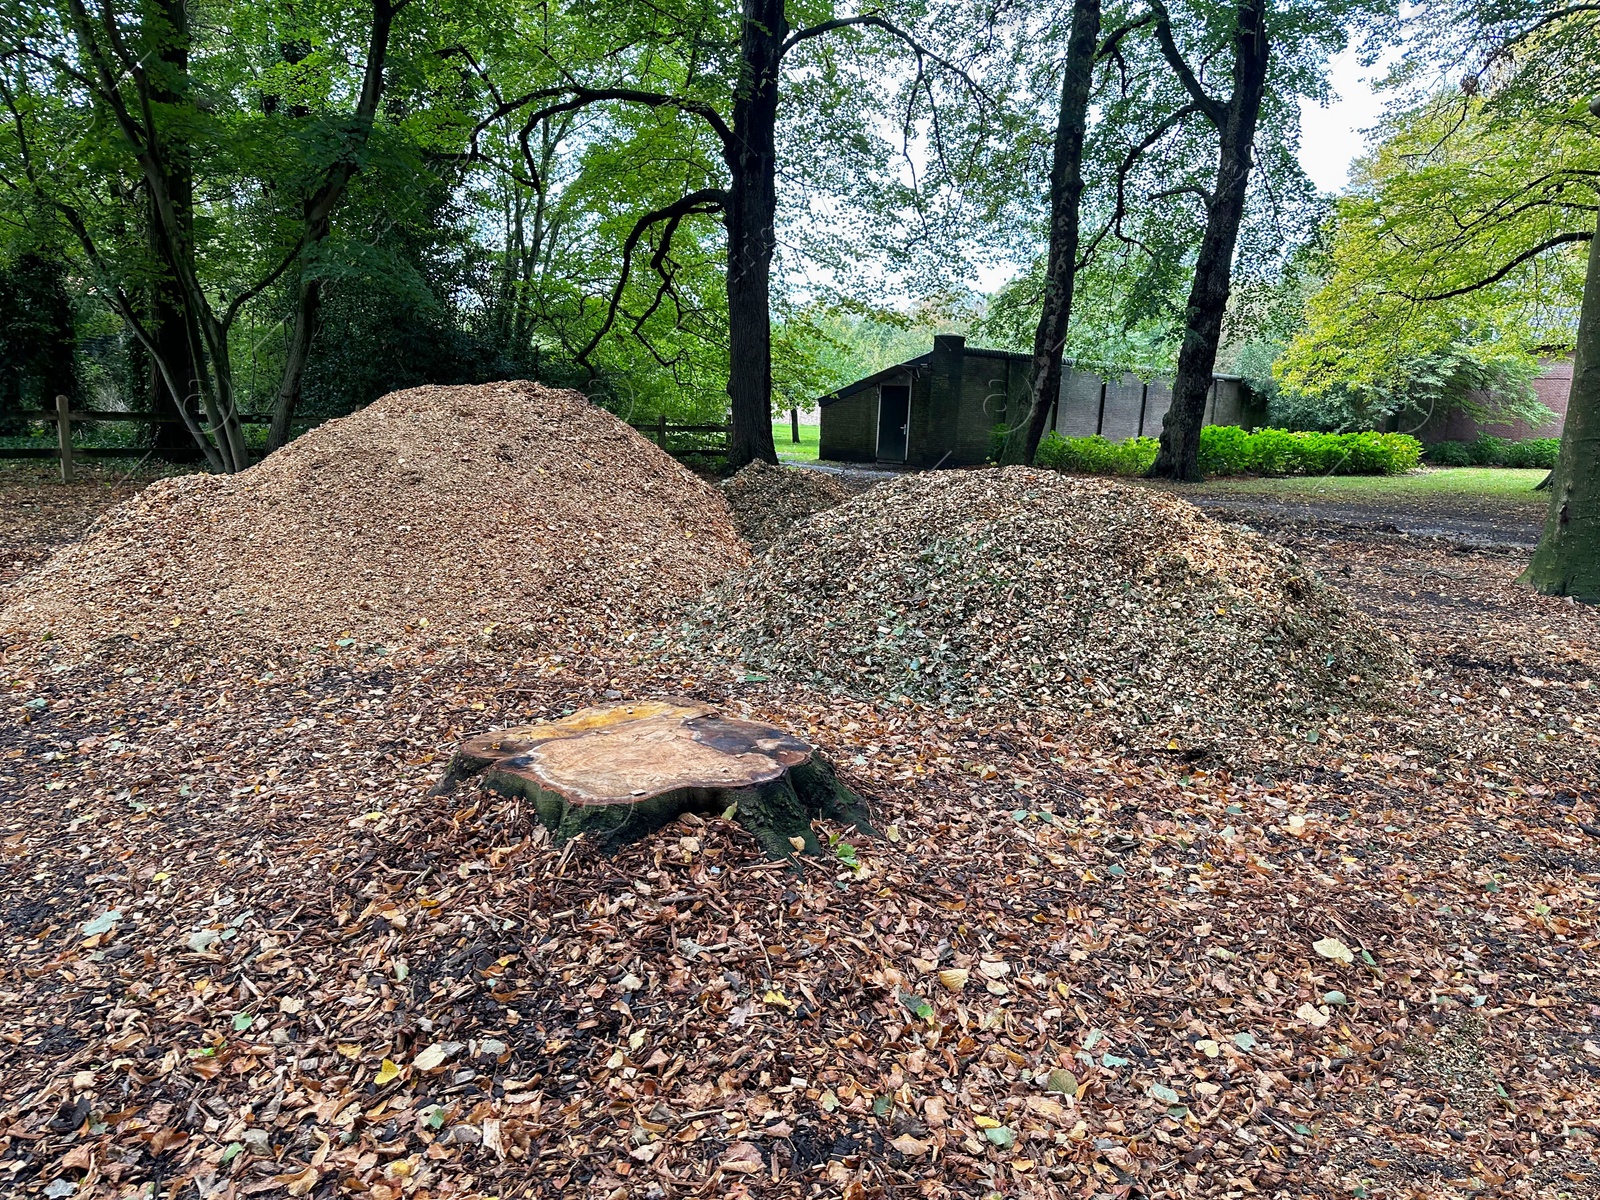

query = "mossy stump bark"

[{"left": 433, "top": 699, "right": 872, "bottom": 860}]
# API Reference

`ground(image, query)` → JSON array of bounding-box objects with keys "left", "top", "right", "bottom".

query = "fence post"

[
  {"left": 55, "top": 394, "right": 74, "bottom": 484},
  {"left": 656, "top": 414, "right": 667, "bottom": 447}
]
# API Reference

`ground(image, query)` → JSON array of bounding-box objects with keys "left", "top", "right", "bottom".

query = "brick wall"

[
  {"left": 1413, "top": 358, "right": 1572, "bottom": 443},
  {"left": 818, "top": 388, "right": 880, "bottom": 461}
]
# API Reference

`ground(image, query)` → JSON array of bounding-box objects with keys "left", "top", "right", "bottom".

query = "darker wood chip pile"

[
  {"left": 678, "top": 468, "right": 1404, "bottom": 737},
  {"left": 0, "top": 383, "right": 747, "bottom": 667},
  {"left": 720, "top": 462, "right": 852, "bottom": 549}
]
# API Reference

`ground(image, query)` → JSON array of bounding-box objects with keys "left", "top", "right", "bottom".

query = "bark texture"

[
  {"left": 143, "top": 0, "right": 201, "bottom": 462},
  {"left": 723, "top": 0, "right": 784, "bottom": 470},
  {"left": 1521, "top": 207, "right": 1600, "bottom": 602},
  {"left": 1001, "top": 0, "right": 1102, "bottom": 467},
  {"left": 1147, "top": 0, "right": 1269, "bottom": 482},
  {"left": 433, "top": 699, "right": 872, "bottom": 860}
]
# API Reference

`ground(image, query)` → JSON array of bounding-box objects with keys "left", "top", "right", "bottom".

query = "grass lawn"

[
  {"left": 1186, "top": 467, "right": 1549, "bottom": 506},
  {"left": 774, "top": 419, "right": 820, "bottom": 462}
]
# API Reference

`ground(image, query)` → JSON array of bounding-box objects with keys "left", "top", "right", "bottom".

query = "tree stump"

[{"left": 432, "top": 699, "right": 873, "bottom": 860}]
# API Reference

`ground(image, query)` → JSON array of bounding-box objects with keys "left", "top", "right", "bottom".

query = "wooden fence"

[
  {"left": 632, "top": 416, "right": 730, "bottom": 457},
  {"left": 0, "top": 395, "right": 272, "bottom": 481}
]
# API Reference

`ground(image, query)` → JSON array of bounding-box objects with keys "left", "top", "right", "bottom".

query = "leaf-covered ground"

[{"left": 1, "top": 480, "right": 1598, "bottom": 1200}]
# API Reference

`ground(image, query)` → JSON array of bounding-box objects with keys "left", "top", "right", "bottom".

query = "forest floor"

[
  {"left": 0, "top": 463, "right": 171, "bottom": 597},
  {"left": 1, "top": 462, "right": 1597, "bottom": 1200}
]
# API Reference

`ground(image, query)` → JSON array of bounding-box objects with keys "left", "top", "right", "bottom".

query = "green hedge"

[
  {"left": 1033, "top": 426, "right": 1422, "bottom": 477},
  {"left": 1423, "top": 435, "right": 1560, "bottom": 469},
  {"left": 1033, "top": 432, "right": 1159, "bottom": 475}
]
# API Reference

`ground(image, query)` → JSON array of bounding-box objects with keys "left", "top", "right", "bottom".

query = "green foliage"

[
  {"left": 974, "top": 255, "right": 1182, "bottom": 374},
  {"left": 1034, "top": 426, "right": 1421, "bottom": 477},
  {"left": 1034, "top": 432, "right": 1159, "bottom": 476},
  {"left": 0, "top": 250, "right": 75, "bottom": 424},
  {"left": 783, "top": 296, "right": 979, "bottom": 408},
  {"left": 1197, "top": 427, "right": 1421, "bottom": 476},
  {"left": 961, "top": 0, "right": 1378, "bottom": 383},
  {"left": 1424, "top": 436, "right": 1561, "bottom": 470},
  {"left": 1277, "top": 93, "right": 1592, "bottom": 420}
]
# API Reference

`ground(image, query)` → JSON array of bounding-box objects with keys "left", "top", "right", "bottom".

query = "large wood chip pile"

[
  {"left": 720, "top": 461, "right": 852, "bottom": 549},
  {"left": 679, "top": 468, "right": 1404, "bottom": 736},
  {"left": 0, "top": 382, "right": 747, "bottom": 665}
]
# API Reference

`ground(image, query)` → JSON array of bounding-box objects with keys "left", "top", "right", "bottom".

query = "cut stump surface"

[{"left": 434, "top": 699, "right": 872, "bottom": 860}]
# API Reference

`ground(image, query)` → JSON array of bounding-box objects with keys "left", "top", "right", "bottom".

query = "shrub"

[
  {"left": 1035, "top": 426, "right": 1421, "bottom": 478},
  {"left": 1035, "top": 432, "right": 1158, "bottom": 476},
  {"left": 987, "top": 423, "right": 1009, "bottom": 463},
  {"left": 1422, "top": 436, "right": 1559, "bottom": 469}
]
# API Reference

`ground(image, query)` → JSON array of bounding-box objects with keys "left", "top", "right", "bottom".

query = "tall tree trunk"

[
  {"left": 268, "top": 270, "right": 322, "bottom": 452},
  {"left": 1001, "top": 0, "right": 1102, "bottom": 466},
  {"left": 143, "top": 0, "right": 200, "bottom": 461},
  {"left": 723, "top": 0, "right": 783, "bottom": 470},
  {"left": 147, "top": 274, "right": 203, "bottom": 460},
  {"left": 1147, "top": 0, "right": 1269, "bottom": 482},
  {"left": 1522, "top": 206, "right": 1600, "bottom": 602},
  {"left": 264, "top": 0, "right": 396, "bottom": 452}
]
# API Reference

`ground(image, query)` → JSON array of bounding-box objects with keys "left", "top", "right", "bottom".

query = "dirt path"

[
  {"left": 1188, "top": 494, "right": 1542, "bottom": 549},
  {"left": 1152, "top": 474, "right": 1548, "bottom": 551}
]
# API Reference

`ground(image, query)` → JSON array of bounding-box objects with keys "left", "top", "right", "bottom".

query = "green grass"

[
  {"left": 1186, "top": 467, "right": 1549, "bottom": 505},
  {"left": 774, "top": 420, "right": 820, "bottom": 462}
]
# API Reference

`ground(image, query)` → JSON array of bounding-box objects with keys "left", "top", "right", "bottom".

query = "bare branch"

[
  {"left": 1148, "top": 183, "right": 1212, "bottom": 208},
  {"left": 1479, "top": 5, "right": 1600, "bottom": 75},
  {"left": 575, "top": 188, "right": 728, "bottom": 368},
  {"left": 473, "top": 85, "right": 734, "bottom": 155},
  {"left": 1401, "top": 230, "right": 1593, "bottom": 301},
  {"left": 782, "top": 14, "right": 985, "bottom": 99},
  {"left": 1149, "top": 0, "right": 1225, "bottom": 126},
  {"left": 1096, "top": 13, "right": 1155, "bottom": 61}
]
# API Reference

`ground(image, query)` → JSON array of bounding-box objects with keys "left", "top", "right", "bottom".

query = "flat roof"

[{"left": 817, "top": 343, "right": 1248, "bottom": 407}]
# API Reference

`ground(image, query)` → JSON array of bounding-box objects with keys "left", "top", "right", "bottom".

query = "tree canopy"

[{"left": 1276, "top": 91, "right": 1594, "bottom": 426}]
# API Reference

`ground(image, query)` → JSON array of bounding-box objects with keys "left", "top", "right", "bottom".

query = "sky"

[
  {"left": 1296, "top": 48, "right": 1392, "bottom": 193},
  {"left": 963, "top": 50, "right": 1394, "bottom": 294}
]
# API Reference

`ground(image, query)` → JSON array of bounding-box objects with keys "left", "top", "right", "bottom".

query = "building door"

[{"left": 877, "top": 384, "right": 910, "bottom": 462}]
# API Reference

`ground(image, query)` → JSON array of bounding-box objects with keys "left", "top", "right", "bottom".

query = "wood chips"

[
  {"left": 720, "top": 462, "right": 852, "bottom": 550},
  {"left": 0, "top": 382, "right": 747, "bottom": 667},
  {"left": 679, "top": 468, "right": 1405, "bottom": 738},
  {"left": 2, "top": 445, "right": 1597, "bottom": 1200}
]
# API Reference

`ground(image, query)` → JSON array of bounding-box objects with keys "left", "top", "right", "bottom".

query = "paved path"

[{"left": 1187, "top": 494, "right": 1543, "bottom": 550}]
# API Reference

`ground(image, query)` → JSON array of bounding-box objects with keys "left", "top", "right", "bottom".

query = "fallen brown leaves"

[{"left": 0, "top": 467, "right": 1597, "bottom": 1200}]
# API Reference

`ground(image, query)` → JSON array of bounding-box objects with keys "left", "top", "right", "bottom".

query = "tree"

[
  {"left": 1325, "top": 0, "right": 1599, "bottom": 597},
  {"left": 466, "top": 0, "right": 973, "bottom": 468},
  {"left": 0, "top": 248, "right": 76, "bottom": 424},
  {"left": 1140, "top": 0, "right": 1270, "bottom": 480},
  {"left": 973, "top": 0, "right": 1361, "bottom": 467},
  {"left": 1276, "top": 94, "right": 1591, "bottom": 431},
  {"left": 267, "top": 0, "right": 409, "bottom": 451},
  {"left": 1, "top": 0, "right": 413, "bottom": 471},
  {"left": 140, "top": 0, "right": 199, "bottom": 460},
  {"left": 1110, "top": 0, "right": 1394, "bottom": 480},
  {"left": 1524, "top": 164, "right": 1599, "bottom": 600},
  {"left": 997, "top": 0, "right": 1106, "bottom": 465}
]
